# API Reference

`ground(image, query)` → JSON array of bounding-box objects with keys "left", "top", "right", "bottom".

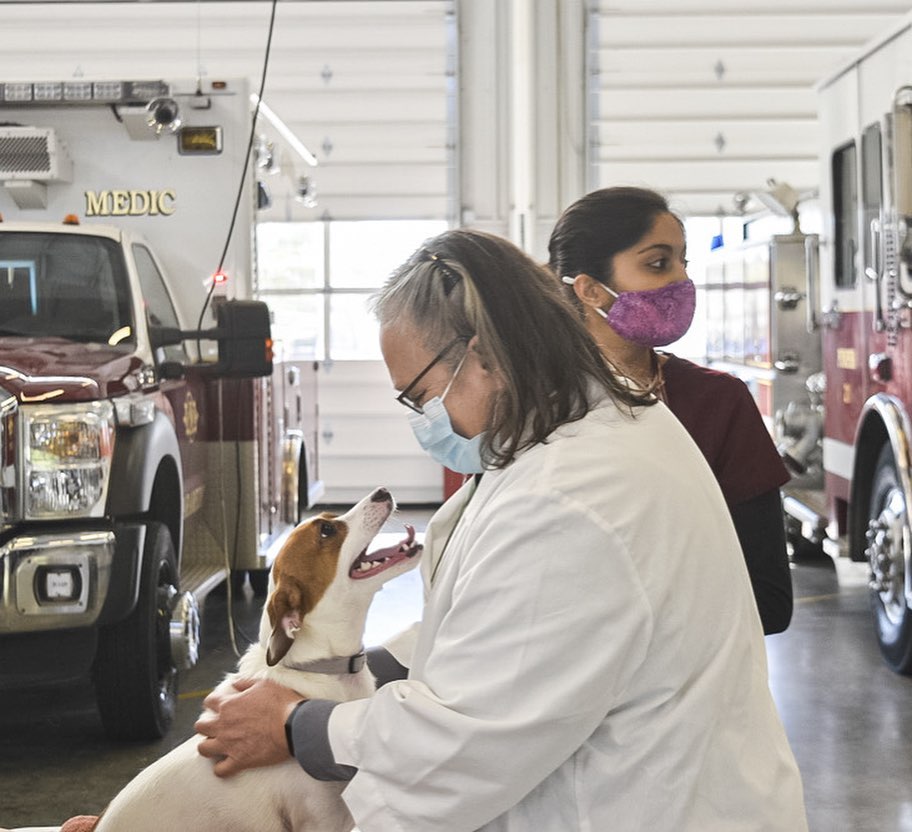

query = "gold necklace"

[
  {"left": 623, "top": 350, "right": 666, "bottom": 402},
  {"left": 646, "top": 350, "right": 667, "bottom": 403},
  {"left": 602, "top": 349, "right": 667, "bottom": 403}
]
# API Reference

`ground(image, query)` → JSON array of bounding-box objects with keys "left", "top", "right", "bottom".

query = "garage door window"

[{"left": 257, "top": 219, "right": 447, "bottom": 360}]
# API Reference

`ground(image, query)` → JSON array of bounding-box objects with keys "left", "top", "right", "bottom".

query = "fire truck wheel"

[
  {"left": 866, "top": 444, "right": 912, "bottom": 674},
  {"left": 93, "top": 522, "right": 179, "bottom": 739}
]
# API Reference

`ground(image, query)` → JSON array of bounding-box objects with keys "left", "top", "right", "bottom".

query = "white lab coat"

[{"left": 328, "top": 395, "right": 808, "bottom": 831}]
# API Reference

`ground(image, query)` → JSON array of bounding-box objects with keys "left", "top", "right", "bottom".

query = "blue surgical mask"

[
  {"left": 406, "top": 354, "right": 485, "bottom": 474},
  {"left": 408, "top": 398, "right": 485, "bottom": 474}
]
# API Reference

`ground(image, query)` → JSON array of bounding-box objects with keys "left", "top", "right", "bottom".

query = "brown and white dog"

[{"left": 91, "top": 487, "right": 421, "bottom": 832}]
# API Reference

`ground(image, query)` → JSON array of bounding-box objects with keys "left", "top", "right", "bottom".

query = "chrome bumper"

[{"left": 0, "top": 530, "right": 115, "bottom": 632}]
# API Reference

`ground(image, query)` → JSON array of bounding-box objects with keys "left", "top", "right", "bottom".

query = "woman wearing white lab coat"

[{"left": 197, "top": 229, "right": 808, "bottom": 831}]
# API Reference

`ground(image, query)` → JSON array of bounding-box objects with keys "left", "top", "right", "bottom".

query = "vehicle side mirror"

[
  {"left": 214, "top": 300, "right": 273, "bottom": 378},
  {"left": 148, "top": 300, "right": 274, "bottom": 378}
]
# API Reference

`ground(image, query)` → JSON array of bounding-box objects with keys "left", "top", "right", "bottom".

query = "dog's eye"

[{"left": 320, "top": 521, "right": 337, "bottom": 538}]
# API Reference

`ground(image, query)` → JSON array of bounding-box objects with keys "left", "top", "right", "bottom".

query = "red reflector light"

[
  {"left": 63, "top": 214, "right": 80, "bottom": 225},
  {"left": 265, "top": 338, "right": 274, "bottom": 362},
  {"left": 212, "top": 270, "right": 228, "bottom": 285}
]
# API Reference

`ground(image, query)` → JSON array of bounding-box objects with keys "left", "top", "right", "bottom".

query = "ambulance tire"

[
  {"left": 867, "top": 444, "right": 912, "bottom": 675},
  {"left": 94, "top": 522, "right": 179, "bottom": 739}
]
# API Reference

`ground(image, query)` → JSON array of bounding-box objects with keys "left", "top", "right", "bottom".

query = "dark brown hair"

[
  {"left": 548, "top": 186, "right": 678, "bottom": 295},
  {"left": 372, "top": 229, "right": 652, "bottom": 469}
]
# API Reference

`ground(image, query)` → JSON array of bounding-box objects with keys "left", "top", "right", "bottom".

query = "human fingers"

[
  {"left": 194, "top": 708, "right": 217, "bottom": 737},
  {"left": 212, "top": 754, "right": 245, "bottom": 779},
  {"left": 201, "top": 687, "right": 228, "bottom": 712},
  {"left": 196, "top": 734, "right": 225, "bottom": 760}
]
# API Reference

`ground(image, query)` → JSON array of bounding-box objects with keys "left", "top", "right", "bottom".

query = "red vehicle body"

[
  {"left": 0, "top": 78, "right": 320, "bottom": 738},
  {"left": 706, "top": 13, "right": 912, "bottom": 674}
]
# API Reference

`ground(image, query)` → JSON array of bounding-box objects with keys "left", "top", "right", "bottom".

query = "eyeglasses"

[{"left": 395, "top": 336, "right": 467, "bottom": 414}]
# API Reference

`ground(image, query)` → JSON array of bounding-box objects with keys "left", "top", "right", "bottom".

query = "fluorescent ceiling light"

[{"left": 250, "top": 93, "right": 318, "bottom": 168}]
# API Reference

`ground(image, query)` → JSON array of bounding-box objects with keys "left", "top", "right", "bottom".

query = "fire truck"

[
  {"left": 0, "top": 78, "right": 321, "bottom": 737},
  {"left": 706, "top": 13, "right": 912, "bottom": 675}
]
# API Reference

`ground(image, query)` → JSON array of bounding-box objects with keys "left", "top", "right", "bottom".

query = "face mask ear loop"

[
  {"left": 562, "top": 274, "right": 618, "bottom": 319},
  {"left": 562, "top": 274, "right": 619, "bottom": 296},
  {"left": 440, "top": 350, "right": 469, "bottom": 403}
]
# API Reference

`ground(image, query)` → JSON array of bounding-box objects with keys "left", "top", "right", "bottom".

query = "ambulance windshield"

[{"left": 0, "top": 232, "right": 134, "bottom": 347}]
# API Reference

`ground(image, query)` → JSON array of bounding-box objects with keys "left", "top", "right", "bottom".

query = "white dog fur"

[{"left": 90, "top": 487, "right": 421, "bottom": 832}]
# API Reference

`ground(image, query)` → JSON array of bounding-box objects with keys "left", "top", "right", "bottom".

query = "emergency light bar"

[{"left": 0, "top": 80, "right": 169, "bottom": 107}]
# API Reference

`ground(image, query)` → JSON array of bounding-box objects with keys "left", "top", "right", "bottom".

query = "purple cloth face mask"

[{"left": 563, "top": 276, "right": 696, "bottom": 347}]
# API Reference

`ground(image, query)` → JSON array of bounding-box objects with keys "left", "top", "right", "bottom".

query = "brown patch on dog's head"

[{"left": 265, "top": 513, "right": 349, "bottom": 665}]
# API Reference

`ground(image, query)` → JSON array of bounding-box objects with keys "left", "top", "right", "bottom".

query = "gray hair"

[{"left": 373, "top": 229, "right": 652, "bottom": 468}]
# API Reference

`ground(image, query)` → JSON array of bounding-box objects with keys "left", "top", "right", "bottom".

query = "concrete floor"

[{"left": 1, "top": 509, "right": 911, "bottom": 831}]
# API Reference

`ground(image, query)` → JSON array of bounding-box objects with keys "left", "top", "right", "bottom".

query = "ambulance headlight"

[{"left": 23, "top": 402, "right": 115, "bottom": 519}]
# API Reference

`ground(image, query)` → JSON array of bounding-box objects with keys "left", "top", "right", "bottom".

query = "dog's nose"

[{"left": 372, "top": 487, "right": 392, "bottom": 503}]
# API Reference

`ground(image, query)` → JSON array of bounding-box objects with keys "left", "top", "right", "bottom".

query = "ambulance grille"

[
  {"left": 0, "top": 127, "right": 72, "bottom": 181},
  {"left": 0, "top": 134, "right": 51, "bottom": 175}
]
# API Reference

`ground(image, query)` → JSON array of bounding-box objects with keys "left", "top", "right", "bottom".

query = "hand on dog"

[{"left": 195, "top": 678, "right": 305, "bottom": 777}]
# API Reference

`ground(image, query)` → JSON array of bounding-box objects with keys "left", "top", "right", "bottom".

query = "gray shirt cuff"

[
  {"left": 289, "top": 699, "right": 357, "bottom": 782},
  {"left": 366, "top": 645, "right": 409, "bottom": 688}
]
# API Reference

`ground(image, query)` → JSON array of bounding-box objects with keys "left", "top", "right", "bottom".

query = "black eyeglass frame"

[{"left": 395, "top": 335, "right": 468, "bottom": 414}]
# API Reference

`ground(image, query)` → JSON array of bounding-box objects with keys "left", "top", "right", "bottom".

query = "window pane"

[
  {"left": 330, "top": 293, "right": 381, "bottom": 360},
  {"left": 133, "top": 244, "right": 185, "bottom": 361},
  {"left": 256, "top": 222, "right": 324, "bottom": 291},
  {"left": 861, "top": 123, "right": 883, "bottom": 275},
  {"left": 0, "top": 231, "right": 132, "bottom": 346},
  {"left": 329, "top": 220, "right": 448, "bottom": 289},
  {"left": 832, "top": 141, "right": 858, "bottom": 289},
  {"left": 264, "top": 293, "right": 324, "bottom": 360}
]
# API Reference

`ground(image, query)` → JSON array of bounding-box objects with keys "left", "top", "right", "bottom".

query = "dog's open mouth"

[{"left": 350, "top": 524, "right": 422, "bottom": 580}]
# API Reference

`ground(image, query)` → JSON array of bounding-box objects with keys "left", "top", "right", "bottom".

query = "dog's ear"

[
  {"left": 265, "top": 579, "right": 314, "bottom": 666},
  {"left": 266, "top": 626, "right": 293, "bottom": 667}
]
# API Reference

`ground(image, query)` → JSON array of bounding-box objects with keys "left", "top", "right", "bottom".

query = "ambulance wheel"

[
  {"left": 94, "top": 522, "right": 179, "bottom": 739},
  {"left": 866, "top": 444, "right": 912, "bottom": 674}
]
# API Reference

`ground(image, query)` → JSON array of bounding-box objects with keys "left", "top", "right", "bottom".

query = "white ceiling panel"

[
  {"left": 0, "top": 0, "right": 455, "bottom": 221},
  {"left": 598, "top": 158, "right": 817, "bottom": 192},
  {"left": 588, "top": 1, "right": 911, "bottom": 216},
  {"left": 596, "top": 0, "right": 912, "bottom": 13},
  {"left": 598, "top": 13, "right": 902, "bottom": 47},
  {"left": 2, "top": 1, "right": 911, "bottom": 223},
  {"left": 595, "top": 87, "right": 817, "bottom": 120},
  {"left": 595, "top": 119, "right": 817, "bottom": 161},
  {"left": 596, "top": 46, "right": 853, "bottom": 88}
]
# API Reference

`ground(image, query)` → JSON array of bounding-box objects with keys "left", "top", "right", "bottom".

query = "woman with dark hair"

[
  {"left": 196, "top": 229, "right": 807, "bottom": 831},
  {"left": 549, "top": 186, "right": 793, "bottom": 635}
]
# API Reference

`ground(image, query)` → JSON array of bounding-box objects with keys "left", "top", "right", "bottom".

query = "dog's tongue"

[{"left": 362, "top": 524, "right": 416, "bottom": 562}]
